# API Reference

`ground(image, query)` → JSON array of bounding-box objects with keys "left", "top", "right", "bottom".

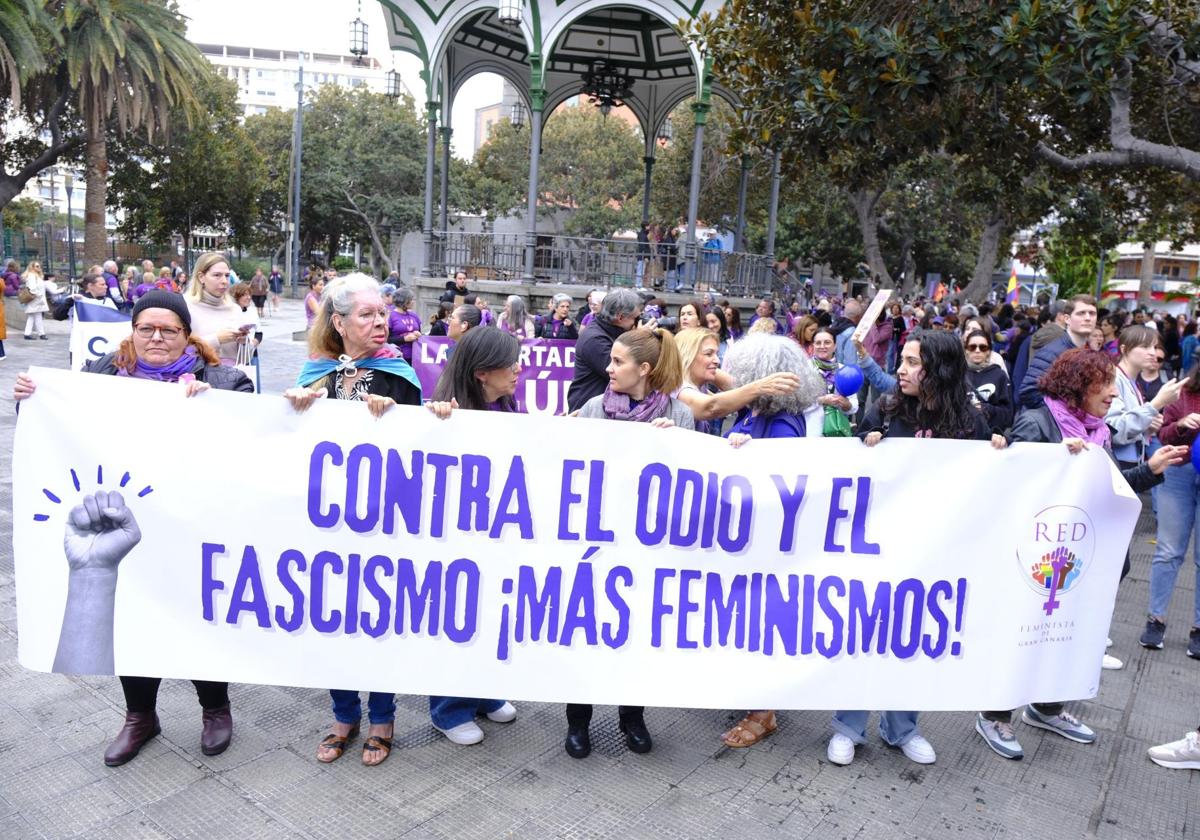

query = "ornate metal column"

[
  {"left": 523, "top": 69, "right": 546, "bottom": 283},
  {"left": 439, "top": 125, "right": 452, "bottom": 237},
  {"left": 640, "top": 155, "right": 655, "bottom": 224},
  {"left": 683, "top": 100, "right": 710, "bottom": 288},
  {"left": 422, "top": 99, "right": 440, "bottom": 277}
]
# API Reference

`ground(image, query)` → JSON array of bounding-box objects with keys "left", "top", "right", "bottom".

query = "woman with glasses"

[
  {"left": 13, "top": 290, "right": 252, "bottom": 767},
  {"left": 964, "top": 330, "right": 1014, "bottom": 434},
  {"left": 284, "top": 273, "right": 423, "bottom": 767}
]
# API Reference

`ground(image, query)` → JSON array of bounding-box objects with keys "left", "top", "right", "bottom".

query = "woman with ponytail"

[{"left": 564, "top": 327, "right": 694, "bottom": 761}]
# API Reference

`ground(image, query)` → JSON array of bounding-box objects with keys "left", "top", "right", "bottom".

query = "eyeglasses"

[
  {"left": 966, "top": 344, "right": 990, "bottom": 352},
  {"left": 134, "top": 325, "right": 183, "bottom": 340}
]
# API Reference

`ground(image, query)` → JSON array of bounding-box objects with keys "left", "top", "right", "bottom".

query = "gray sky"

[{"left": 176, "top": 0, "right": 499, "bottom": 158}]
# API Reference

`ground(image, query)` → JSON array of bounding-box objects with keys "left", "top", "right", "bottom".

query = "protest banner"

[
  {"left": 414, "top": 336, "right": 576, "bottom": 415},
  {"left": 68, "top": 302, "right": 130, "bottom": 370},
  {"left": 14, "top": 368, "right": 1140, "bottom": 710},
  {"left": 851, "top": 289, "right": 894, "bottom": 344}
]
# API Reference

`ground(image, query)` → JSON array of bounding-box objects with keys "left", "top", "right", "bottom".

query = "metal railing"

[{"left": 430, "top": 231, "right": 774, "bottom": 297}]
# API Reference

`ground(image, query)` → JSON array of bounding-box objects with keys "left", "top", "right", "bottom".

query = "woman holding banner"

[
  {"left": 14, "top": 290, "right": 253, "bottom": 766},
  {"left": 423, "top": 328, "right": 526, "bottom": 743},
  {"left": 829, "top": 330, "right": 998, "bottom": 768},
  {"left": 717, "top": 333, "right": 826, "bottom": 749},
  {"left": 566, "top": 327, "right": 693, "bottom": 758},
  {"left": 973, "top": 348, "right": 1186, "bottom": 761},
  {"left": 283, "top": 273, "right": 422, "bottom": 766}
]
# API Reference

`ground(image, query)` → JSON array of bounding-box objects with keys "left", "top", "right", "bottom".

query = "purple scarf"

[
  {"left": 1044, "top": 395, "right": 1111, "bottom": 448},
  {"left": 116, "top": 345, "right": 199, "bottom": 382},
  {"left": 600, "top": 385, "right": 670, "bottom": 422}
]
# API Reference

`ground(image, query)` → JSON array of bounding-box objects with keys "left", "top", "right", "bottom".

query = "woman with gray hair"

[
  {"left": 498, "top": 294, "right": 537, "bottom": 339},
  {"left": 539, "top": 292, "right": 578, "bottom": 339},
  {"left": 284, "top": 272, "right": 422, "bottom": 767},
  {"left": 716, "top": 333, "right": 825, "bottom": 750},
  {"left": 386, "top": 286, "right": 423, "bottom": 362}
]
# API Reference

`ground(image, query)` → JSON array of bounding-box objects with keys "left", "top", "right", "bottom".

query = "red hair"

[{"left": 1038, "top": 348, "right": 1114, "bottom": 410}]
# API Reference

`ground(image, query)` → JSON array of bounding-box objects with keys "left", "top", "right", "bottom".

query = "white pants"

[{"left": 24, "top": 312, "right": 43, "bottom": 336}]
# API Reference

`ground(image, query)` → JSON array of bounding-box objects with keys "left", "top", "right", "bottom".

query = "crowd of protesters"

[{"left": 13, "top": 258, "right": 1200, "bottom": 775}]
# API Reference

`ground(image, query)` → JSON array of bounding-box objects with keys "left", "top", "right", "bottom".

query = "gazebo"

[{"left": 376, "top": 0, "right": 783, "bottom": 297}]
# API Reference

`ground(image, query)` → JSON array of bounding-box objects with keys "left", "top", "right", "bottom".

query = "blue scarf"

[{"left": 296, "top": 352, "right": 422, "bottom": 397}]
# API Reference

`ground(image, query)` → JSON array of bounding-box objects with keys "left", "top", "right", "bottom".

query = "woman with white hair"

[
  {"left": 386, "top": 286, "right": 423, "bottom": 362},
  {"left": 539, "top": 293, "right": 578, "bottom": 339},
  {"left": 497, "top": 294, "right": 537, "bottom": 339},
  {"left": 716, "top": 333, "right": 826, "bottom": 749},
  {"left": 284, "top": 272, "right": 422, "bottom": 767}
]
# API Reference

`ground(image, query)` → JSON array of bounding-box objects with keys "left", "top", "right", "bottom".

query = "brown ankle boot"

[
  {"left": 200, "top": 703, "right": 232, "bottom": 756},
  {"left": 104, "top": 711, "right": 161, "bottom": 767}
]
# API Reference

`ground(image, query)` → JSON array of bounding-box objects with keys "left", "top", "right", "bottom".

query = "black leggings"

[{"left": 119, "top": 676, "right": 229, "bottom": 714}]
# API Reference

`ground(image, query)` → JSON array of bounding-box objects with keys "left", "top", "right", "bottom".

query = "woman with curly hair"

[
  {"left": 716, "top": 333, "right": 826, "bottom": 748},
  {"left": 973, "top": 348, "right": 1186, "bottom": 762},
  {"left": 829, "top": 330, "right": 1001, "bottom": 769}
]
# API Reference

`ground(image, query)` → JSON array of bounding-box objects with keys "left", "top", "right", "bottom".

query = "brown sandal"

[
  {"left": 316, "top": 724, "right": 360, "bottom": 763},
  {"left": 721, "top": 711, "right": 777, "bottom": 748},
  {"left": 362, "top": 734, "right": 393, "bottom": 766}
]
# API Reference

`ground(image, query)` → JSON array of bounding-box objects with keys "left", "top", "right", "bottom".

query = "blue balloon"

[
  {"left": 834, "top": 364, "right": 864, "bottom": 396},
  {"left": 1192, "top": 442, "right": 1200, "bottom": 473}
]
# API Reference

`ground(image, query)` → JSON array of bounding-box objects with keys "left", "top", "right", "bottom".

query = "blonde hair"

[
  {"left": 615, "top": 327, "right": 683, "bottom": 395},
  {"left": 186, "top": 252, "right": 231, "bottom": 302},
  {"left": 22, "top": 261, "right": 43, "bottom": 281},
  {"left": 675, "top": 327, "right": 719, "bottom": 386},
  {"left": 749, "top": 317, "right": 779, "bottom": 335}
]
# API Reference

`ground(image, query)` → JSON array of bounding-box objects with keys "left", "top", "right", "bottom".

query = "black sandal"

[
  {"left": 362, "top": 734, "right": 393, "bottom": 766},
  {"left": 316, "top": 724, "right": 359, "bottom": 763}
]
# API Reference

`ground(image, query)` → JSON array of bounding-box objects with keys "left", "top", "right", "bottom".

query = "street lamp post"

[
  {"left": 64, "top": 172, "right": 76, "bottom": 282},
  {"left": 289, "top": 53, "right": 306, "bottom": 296}
]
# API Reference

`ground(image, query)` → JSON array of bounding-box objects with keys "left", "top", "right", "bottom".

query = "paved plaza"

[{"left": 0, "top": 298, "right": 1196, "bottom": 839}]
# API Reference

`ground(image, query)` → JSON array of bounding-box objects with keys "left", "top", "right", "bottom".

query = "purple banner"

[{"left": 413, "top": 336, "right": 577, "bottom": 415}]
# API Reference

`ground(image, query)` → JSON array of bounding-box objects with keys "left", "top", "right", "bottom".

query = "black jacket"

[
  {"left": 567, "top": 317, "right": 625, "bottom": 413},
  {"left": 1018, "top": 333, "right": 1076, "bottom": 410},
  {"left": 858, "top": 399, "right": 991, "bottom": 441},
  {"left": 966, "top": 363, "right": 1013, "bottom": 434},
  {"left": 83, "top": 352, "right": 254, "bottom": 393},
  {"left": 1008, "top": 404, "right": 1162, "bottom": 494}
]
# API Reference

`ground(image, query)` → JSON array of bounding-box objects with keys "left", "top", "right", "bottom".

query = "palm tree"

[
  {"left": 0, "top": 0, "right": 54, "bottom": 100},
  {"left": 60, "top": 0, "right": 209, "bottom": 263}
]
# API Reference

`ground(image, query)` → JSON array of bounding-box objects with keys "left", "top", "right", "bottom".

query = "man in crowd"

[
  {"left": 1018, "top": 294, "right": 1097, "bottom": 409},
  {"left": 749, "top": 297, "right": 788, "bottom": 335},
  {"left": 567, "top": 288, "right": 645, "bottom": 413},
  {"left": 101, "top": 260, "right": 122, "bottom": 304}
]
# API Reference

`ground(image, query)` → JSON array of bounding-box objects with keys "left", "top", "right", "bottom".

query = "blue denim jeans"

[
  {"left": 429, "top": 696, "right": 505, "bottom": 730},
  {"left": 832, "top": 710, "right": 920, "bottom": 747},
  {"left": 1148, "top": 464, "right": 1200, "bottom": 625},
  {"left": 329, "top": 690, "right": 395, "bottom": 726}
]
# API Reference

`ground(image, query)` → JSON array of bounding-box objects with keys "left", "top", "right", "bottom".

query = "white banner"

[{"left": 14, "top": 367, "right": 1141, "bottom": 710}]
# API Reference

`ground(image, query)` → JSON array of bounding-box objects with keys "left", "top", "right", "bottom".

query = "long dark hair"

[
  {"left": 433, "top": 327, "right": 520, "bottom": 410},
  {"left": 706, "top": 305, "right": 730, "bottom": 343},
  {"left": 881, "top": 329, "right": 979, "bottom": 439}
]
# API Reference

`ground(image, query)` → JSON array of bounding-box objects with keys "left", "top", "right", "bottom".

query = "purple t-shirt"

[{"left": 388, "top": 308, "right": 424, "bottom": 361}]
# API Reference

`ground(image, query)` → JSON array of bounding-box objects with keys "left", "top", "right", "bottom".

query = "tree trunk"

[
  {"left": 961, "top": 214, "right": 1008, "bottom": 304},
  {"left": 850, "top": 188, "right": 892, "bottom": 287},
  {"left": 1137, "top": 241, "right": 1155, "bottom": 307},
  {"left": 896, "top": 233, "right": 915, "bottom": 293},
  {"left": 83, "top": 120, "right": 108, "bottom": 265}
]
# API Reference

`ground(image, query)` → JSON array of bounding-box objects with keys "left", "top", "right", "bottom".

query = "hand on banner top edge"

[
  {"left": 1062, "top": 437, "right": 1088, "bottom": 455},
  {"left": 284, "top": 387, "right": 324, "bottom": 413},
  {"left": 365, "top": 394, "right": 395, "bottom": 419},
  {"left": 990, "top": 434, "right": 1008, "bottom": 450},
  {"left": 648, "top": 417, "right": 676, "bottom": 430},
  {"left": 729, "top": 433, "right": 752, "bottom": 449},
  {"left": 863, "top": 431, "right": 883, "bottom": 447},
  {"left": 182, "top": 380, "right": 210, "bottom": 398},
  {"left": 425, "top": 398, "right": 458, "bottom": 420},
  {"left": 13, "top": 372, "right": 36, "bottom": 402}
]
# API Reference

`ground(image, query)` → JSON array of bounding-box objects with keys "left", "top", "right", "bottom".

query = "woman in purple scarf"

[
  {"left": 12, "top": 290, "right": 252, "bottom": 769},
  {"left": 973, "top": 348, "right": 1187, "bottom": 762}
]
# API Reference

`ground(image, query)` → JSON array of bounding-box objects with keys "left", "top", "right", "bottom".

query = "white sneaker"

[
  {"left": 1148, "top": 730, "right": 1200, "bottom": 769},
  {"left": 826, "top": 733, "right": 855, "bottom": 765},
  {"left": 435, "top": 720, "right": 484, "bottom": 745},
  {"left": 900, "top": 734, "right": 937, "bottom": 764},
  {"left": 1106, "top": 637, "right": 1114, "bottom": 649},
  {"left": 486, "top": 701, "right": 516, "bottom": 723},
  {"left": 1102, "top": 653, "right": 1124, "bottom": 670}
]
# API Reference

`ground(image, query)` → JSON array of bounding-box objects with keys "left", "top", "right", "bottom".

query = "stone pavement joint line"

[{"left": 0, "top": 298, "right": 1195, "bottom": 838}]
